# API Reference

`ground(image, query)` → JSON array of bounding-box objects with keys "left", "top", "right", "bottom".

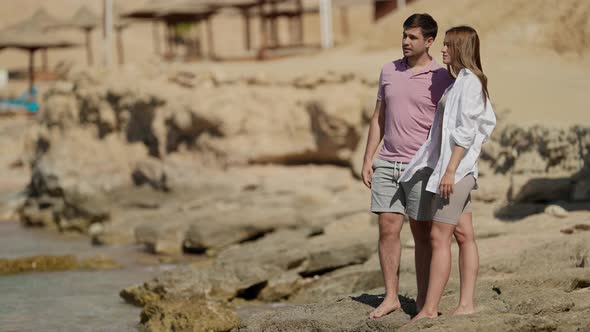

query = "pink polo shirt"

[{"left": 376, "top": 58, "right": 454, "bottom": 162}]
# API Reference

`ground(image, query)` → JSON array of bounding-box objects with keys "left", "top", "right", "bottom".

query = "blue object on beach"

[{"left": 0, "top": 87, "right": 39, "bottom": 113}]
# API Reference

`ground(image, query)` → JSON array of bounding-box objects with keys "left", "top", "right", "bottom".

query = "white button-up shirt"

[{"left": 398, "top": 68, "right": 497, "bottom": 194}]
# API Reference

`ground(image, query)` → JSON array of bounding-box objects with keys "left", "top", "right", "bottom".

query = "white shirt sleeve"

[{"left": 450, "top": 76, "right": 485, "bottom": 149}]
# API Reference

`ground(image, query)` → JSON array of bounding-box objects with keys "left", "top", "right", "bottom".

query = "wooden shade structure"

[
  {"left": 124, "top": 0, "right": 317, "bottom": 61},
  {"left": 49, "top": 5, "right": 131, "bottom": 66},
  {"left": 3, "top": 8, "right": 65, "bottom": 71},
  {"left": 0, "top": 25, "right": 76, "bottom": 93},
  {"left": 214, "top": 0, "right": 297, "bottom": 52},
  {"left": 54, "top": 5, "right": 100, "bottom": 65},
  {"left": 4, "top": 8, "right": 64, "bottom": 31},
  {"left": 112, "top": 6, "right": 132, "bottom": 66},
  {"left": 123, "top": 0, "right": 219, "bottom": 59}
]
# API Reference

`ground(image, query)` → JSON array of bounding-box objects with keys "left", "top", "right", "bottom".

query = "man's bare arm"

[{"left": 361, "top": 100, "right": 385, "bottom": 188}]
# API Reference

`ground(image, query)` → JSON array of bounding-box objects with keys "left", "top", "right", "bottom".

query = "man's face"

[{"left": 402, "top": 27, "right": 433, "bottom": 57}]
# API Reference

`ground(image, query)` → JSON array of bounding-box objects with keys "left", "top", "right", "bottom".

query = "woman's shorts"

[{"left": 432, "top": 174, "right": 476, "bottom": 225}]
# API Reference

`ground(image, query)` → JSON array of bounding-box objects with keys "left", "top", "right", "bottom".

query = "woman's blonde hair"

[{"left": 445, "top": 26, "right": 489, "bottom": 104}]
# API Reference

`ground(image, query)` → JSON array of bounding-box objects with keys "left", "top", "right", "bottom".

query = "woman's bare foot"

[
  {"left": 452, "top": 304, "right": 475, "bottom": 316},
  {"left": 368, "top": 298, "right": 401, "bottom": 319},
  {"left": 410, "top": 310, "right": 438, "bottom": 323},
  {"left": 415, "top": 300, "right": 424, "bottom": 314}
]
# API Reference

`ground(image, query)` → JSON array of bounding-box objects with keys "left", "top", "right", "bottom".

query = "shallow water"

[
  {"left": 0, "top": 269, "right": 146, "bottom": 332},
  {"left": 0, "top": 222, "right": 173, "bottom": 332}
]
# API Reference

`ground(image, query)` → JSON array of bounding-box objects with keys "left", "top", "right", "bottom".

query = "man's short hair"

[{"left": 403, "top": 13, "right": 438, "bottom": 40}]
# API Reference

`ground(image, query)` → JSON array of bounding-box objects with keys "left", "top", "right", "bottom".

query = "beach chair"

[{"left": 0, "top": 87, "right": 39, "bottom": 113}]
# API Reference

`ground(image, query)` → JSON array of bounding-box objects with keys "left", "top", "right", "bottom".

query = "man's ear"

[{"left": 425, "top": 37, "right": 435, "bottom": 48}]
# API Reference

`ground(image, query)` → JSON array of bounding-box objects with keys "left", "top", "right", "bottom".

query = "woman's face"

[{"left": 441, "top": 36, "right": 453, "bottom": 65}]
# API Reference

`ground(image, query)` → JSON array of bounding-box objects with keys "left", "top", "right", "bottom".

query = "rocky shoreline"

[{"left": 0, "top": 65, "right": 588, "bottom": 331}]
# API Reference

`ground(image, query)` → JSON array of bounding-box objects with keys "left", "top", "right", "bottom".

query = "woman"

[{"left": 398, "top": 25, "right": 496, "bottom": 321}]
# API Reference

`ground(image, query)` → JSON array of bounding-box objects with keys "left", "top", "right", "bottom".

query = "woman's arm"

[
  {"left": 440, "top": 76, "right": 484, "bottom": 198},
  {"left": 450, "top": 77, "right": 485, "bottom": 149},
  {"left": 439, "top": 144, "right": 466, "bottom": 199}
]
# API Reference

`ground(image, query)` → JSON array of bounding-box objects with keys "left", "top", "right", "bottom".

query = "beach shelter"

[
  {"left": 112, "top": 6, "right": 133, "bottom": 65},
  {"left": 55, "top": 5, "right": 100, "bottom": 65},
  {"left": 3, "top": 8, "right": 65, "bottom": 71},
  {"left": 210, "top": 0, "right": 301, "bottom": 55},
  {"left": 122, "top": 0, "right": 218, "bottom": 59},
  {"left": 0, "top": 24, "right": 76, "bottom": 93}
]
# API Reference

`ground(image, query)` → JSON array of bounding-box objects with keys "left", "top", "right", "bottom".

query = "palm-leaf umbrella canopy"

[
  {"left": 3, "top": 8, "right": 64, "bottom": 32},
  {"left": 113, "top": 5, "right": 134, "bottom": 30},
  {"left": 1, "top": 8, "right": 69, "bottom": 72},
  {"left": 122, "top": 0, "right": 219, "bottom": 59},
  {"left": 121, "top": 0, "right": 171, "bottom": 19},
  {"left": 54, "top": 5, "right": 100, "bottom": 65},
  {"left": 122, "top": 0, "right": 217, "bottom": 20},
  {"left": 0, "top": 24, "right": 76, "bottom": 93},
  {"left": 214, "top": 0, "right": 289, "bottom": 7},
  {"left": 0, "top": 25, "right": 74, "bottom": 49},
  {"left": 60, "top": 5, "right": 100, "bottom": 29}
]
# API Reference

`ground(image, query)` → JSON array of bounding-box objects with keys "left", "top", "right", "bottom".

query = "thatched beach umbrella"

[
  {"left": 123, "top": 0, "right": 218, "bottom": 59},
  {"left": 0, "top": 25, "right": 76, "bottom": 93},
  {"left": 113, "top": 10, "right": 133, "bottom": 66},
  {"left": 158, "top": 1, "right": 220, "bottom": 59},
  {"left": 5, "top": 8, "right": 64, "bottom": 32},
  {"left": 55, "top": 5, "right": 100, "bottom": 65},
  {"left": 4, "top": 8, "right": 65, "bottom": 71},
  {"left": 214, "top": 0, "right": 298, "bottom": 52},
  {"left": 122, "top": 0, "right": 187, "bottom": 56}
]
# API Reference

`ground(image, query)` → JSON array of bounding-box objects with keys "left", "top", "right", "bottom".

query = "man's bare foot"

[
  {"left": 452, "top": 304, "right": 475, "bottom": 316},
  {"left": 368, "top": 298, "right": 401, "bottom": 319},
  {"left": 410, "top": 310, "right": 438, "bottom": 323}
]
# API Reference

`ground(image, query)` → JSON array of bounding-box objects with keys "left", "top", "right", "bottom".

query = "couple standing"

[{"left": 361, "top": 13, "right": 496, "bottom": 321}]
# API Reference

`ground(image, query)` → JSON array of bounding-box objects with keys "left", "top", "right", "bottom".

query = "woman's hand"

[
  {"left": 440, "top": 145, "right": 465, "bottom": 199},
  {"left": 439, "top": 170, "right": 455, "bottom": 199}
]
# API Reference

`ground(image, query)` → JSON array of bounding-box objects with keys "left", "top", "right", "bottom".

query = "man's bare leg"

[
  {"left": 409, "top": 219, "right": 432, "bottom": 312},
  {"left": 452, "top": 212, "right": 478, "bottom": 316},
  {"left": 369, "top": 212, "right": 404, "bottom": 319}
]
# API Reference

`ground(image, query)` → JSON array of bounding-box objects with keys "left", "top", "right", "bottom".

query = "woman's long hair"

[{"left": 445, "top": 26, "right": 489, "bottom": 104}]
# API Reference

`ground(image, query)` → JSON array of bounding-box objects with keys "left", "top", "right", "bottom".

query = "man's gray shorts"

[{"left": 370, "top": 158, "right": 434, "bottom": 221}]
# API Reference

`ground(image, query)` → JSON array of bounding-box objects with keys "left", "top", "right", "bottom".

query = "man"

[{"left": 362, "top": 13, "right": 454, "bottom": 319}]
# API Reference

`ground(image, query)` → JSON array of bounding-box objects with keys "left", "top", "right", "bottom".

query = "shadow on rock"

[{"left": 350, "top": 293, "right": 417, "bottom": 316}]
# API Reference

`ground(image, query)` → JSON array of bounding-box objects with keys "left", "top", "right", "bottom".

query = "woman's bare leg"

[
  {"left": 453, "top": 212, "right": 478, "bottom": 315},
  {"left": 409, "top": 219, "right": 432, "bottom": 312},
  {"left": 411, "top": 221, "right": 455, "bottom": 322}
]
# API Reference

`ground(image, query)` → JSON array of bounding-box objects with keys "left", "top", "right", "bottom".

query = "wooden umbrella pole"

[
  {"left": 242, "top": 8, "right": 251, "bottom": 51},
  {"left": 116, "top": 28, "right": 124, "bottom": 65},
  {"left": 85, "top": 27, "right": 94, "bottom": 66},
  {"left": 258, "top": 0, "right": 268, "bottom": 59},
  {"left": 197, "top": 19, "right": 203, "bottom": 58},
  {"left": 164, "top": 23, "right": 170, "bottom": 56},
  {"left": 174, "top": 24, "right": 180, "bottom": 55},
  {"left": 340, "top": 6, "right": 349, "bottom": 41},
  {"left": 152, "top": 21, "right": 161, "bottom": 55},
  {"left": 296, "top": 0, "right": 304, "bottom": 44},
  {"left": 165, "top": 23, "right": 171, "bottom": 55},
  {"left": 29, "top": 48, "right": 36, "bottom": 94},
  {"left": 270, "top": 0, "right": 278, "bottom": 47},
  {"left": 206, "top": 15, "right": 215, "bottom": 59},
  {"left": 41, "top": 49, "right": 48, "bottom": 72},
  {"left": 288, "top": 15, "right": 295, "bottom": 45}
]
